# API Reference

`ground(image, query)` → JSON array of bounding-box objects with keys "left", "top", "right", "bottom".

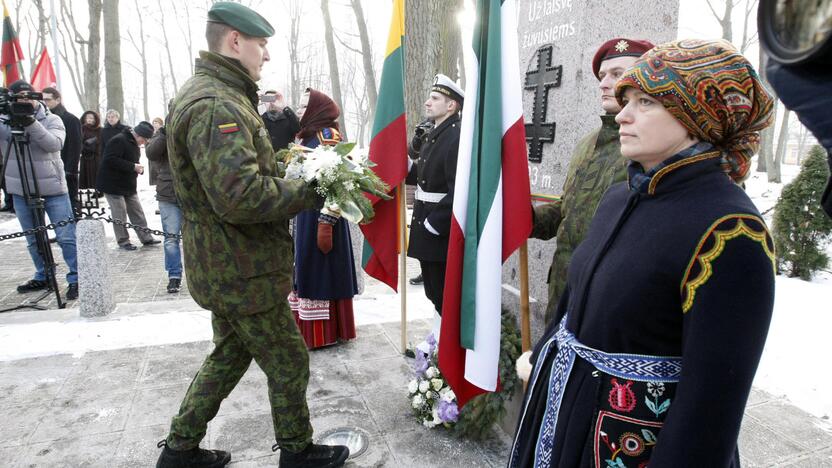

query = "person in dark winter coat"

[
  {"left": 145, "top": 118, "right": 183, "bottom": 294},
  {"left": 260, "top": 89, "right": 300, "bottom": 151},
  {"left": 96, "top": 122, "right": 159, "bottom": 250},
  {"left": 290, "top": 88, "right": 358, "bottom": 349},
  {"left": 405, "top": 73, "right": 463, "bottom": 345},
  {"left": 79, "top": 110, "right": 102, "bottom": 191},
  {"left": 100, "top": 109, "right": 128, "bottom": 151},
  {"left": 509, "top": 39, "right": 776, "bottom": 468},
  {"left": 42, "top": 87, "right": 82, "bottom": 215}
]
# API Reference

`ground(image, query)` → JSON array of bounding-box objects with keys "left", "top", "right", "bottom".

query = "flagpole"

[
  {"left": 398, "top": 183, "right": 408, "bottom": 354},
  {"left": 519, "top": 241, "right": 531, "bottom": 353}
]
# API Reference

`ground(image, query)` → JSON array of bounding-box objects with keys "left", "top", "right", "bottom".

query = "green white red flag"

[{"left": 439, "top": 0, "right": 532, "bottom": 407}]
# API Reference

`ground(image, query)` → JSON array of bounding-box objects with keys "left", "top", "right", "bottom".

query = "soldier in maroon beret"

[{"left": 526, "top": 37, "right": 655, "bottom": 328}]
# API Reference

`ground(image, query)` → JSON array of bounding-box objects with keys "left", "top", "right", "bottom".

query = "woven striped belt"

[
  {"left": 415, "top": 187, "right": 447, "bottom": 203},
  {"left": 508, "top": 315, "right": 683, "bottom": 468}
]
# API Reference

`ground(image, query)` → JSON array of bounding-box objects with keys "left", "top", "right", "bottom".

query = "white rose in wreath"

[
  {"left": 419, "top": 380, "right": 430, "bottom": 393},
  {"left": 412, "top": 394, "right": 424, "bottom": 408},
  {"left": 407, "top": 379, "right": 418, "bottom": 394},
  {"left": 431, "top": 378, "right": 444, "bottom": 392}
]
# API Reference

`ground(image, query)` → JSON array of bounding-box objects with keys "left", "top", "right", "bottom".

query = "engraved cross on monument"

[{"left": 524, "top": 45, "right": 562, "bottom": 163}]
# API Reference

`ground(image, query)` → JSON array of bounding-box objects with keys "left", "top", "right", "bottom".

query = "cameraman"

[{"left": 0, "top": 80, "right": 78, "bottom": 300}]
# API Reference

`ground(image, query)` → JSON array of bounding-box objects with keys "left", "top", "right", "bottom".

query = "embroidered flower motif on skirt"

[{"left": 609, "top": 378, "right": 637, "bottom": 413}]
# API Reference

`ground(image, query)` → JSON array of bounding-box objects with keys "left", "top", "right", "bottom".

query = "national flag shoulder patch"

[{"left": 218, "top": 122, "right": 240, "bottom": 134}]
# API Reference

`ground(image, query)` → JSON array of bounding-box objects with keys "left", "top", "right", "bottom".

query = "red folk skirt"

[{"left": 290, "top": 296, "right": 356, "bottom": 349}]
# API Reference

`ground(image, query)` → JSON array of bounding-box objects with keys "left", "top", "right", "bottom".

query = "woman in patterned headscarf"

[
  {"left": 288, "top": 88, "right": 358, "bottom": 350},
  {"left": 509, "top": 40, "right": 775, "bottom": 468}
]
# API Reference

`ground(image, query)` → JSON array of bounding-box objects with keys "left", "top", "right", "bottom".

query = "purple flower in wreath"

[
  {"left": 413, "top": 350, "right": 429, "bottom": 375},
  {"left": 437, "top": 400, "right": 459, "bottom": 423},
  {"left": 425, "top": 333, "right": 437, "bottom": 353}
]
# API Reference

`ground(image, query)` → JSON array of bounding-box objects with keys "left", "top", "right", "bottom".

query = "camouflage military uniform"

[
  {"left": 164, "top": 51, "right": 321, "bottom": 453},
  {"left": 531, "top": 114, "right": 627, "bottom": 324}
]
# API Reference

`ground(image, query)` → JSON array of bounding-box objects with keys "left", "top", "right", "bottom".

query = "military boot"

[
  {"left": 274, "top": 442, "right": 349, "bottom": 468},
  {"left": 155, "top": 440, "right": 231, "bottom": 468}
]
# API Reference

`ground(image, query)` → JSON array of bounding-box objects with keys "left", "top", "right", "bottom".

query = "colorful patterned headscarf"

[{"left": 615, "top": 39, "right": 774, "bottom": 183}]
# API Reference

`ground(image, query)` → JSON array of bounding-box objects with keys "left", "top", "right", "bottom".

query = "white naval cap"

[{"left": 431, "top": 74, "right": 464, "bottom": 104}]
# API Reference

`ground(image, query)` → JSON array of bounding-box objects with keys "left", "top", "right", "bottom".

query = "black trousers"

[{"left": 419, "top": 260, "right": 446, "bottom": 315}]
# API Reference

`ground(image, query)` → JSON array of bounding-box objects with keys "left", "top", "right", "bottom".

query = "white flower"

[
  {"left": 407, "top": 379, "right": 418, "bottom": 394},
  {"left": 425, "top": 367, "right": 437, "bottom": 379},
  {"left": 423, "top": 419, "right": 436, "bottom": 428},
  {"left": 284, "top": 161, "right": 304, "bottom": 180},
  {"left": 418, "top": 380, "right": 430, "bottom": 393},
  {"left": 431, "top": 378, "right": 444, "bottom": 392},
  {"left": 440, "top": 389, "right": 456, "bottom": 402},
  {"left": 411, "top": 394, "right": 424, "bottom": 408}
]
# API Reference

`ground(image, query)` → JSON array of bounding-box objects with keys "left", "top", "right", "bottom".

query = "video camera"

[
  {"left": 759, "top": 0, "right": 832, "bottom": 218},
  {"left": 0, "top": 87, "right": 42, "bottom": 129}
]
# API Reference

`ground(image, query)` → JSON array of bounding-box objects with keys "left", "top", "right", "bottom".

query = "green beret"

[{"left": 208, "top": 2, "right": 274, "bottom": 38}]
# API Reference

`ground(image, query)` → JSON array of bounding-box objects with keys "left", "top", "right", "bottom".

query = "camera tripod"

[{"left": 0, "top": 126, "right": 65, "bottom": 313}]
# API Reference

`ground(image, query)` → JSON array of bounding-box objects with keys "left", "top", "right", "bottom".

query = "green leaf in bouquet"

[
  {"left": 337, "top": 199, "right": 364, "bottom": 224},
  {"left": 334, "top": 142, "right": 356, "bottom": 156}
]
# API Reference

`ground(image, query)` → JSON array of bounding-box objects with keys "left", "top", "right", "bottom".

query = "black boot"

[
  {"left": 275, "top": 442, "right": 349, "bottom": 468},
  {"left": 155, "top": 440, "right": 231, "bottom": 468}
]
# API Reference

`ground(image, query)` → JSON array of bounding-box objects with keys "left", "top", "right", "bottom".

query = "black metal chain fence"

[{"left": 0, "top": 189, "right": 182, "bottom": 242}]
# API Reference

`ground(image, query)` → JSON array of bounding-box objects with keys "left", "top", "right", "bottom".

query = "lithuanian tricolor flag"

[
  {"left": 439, "top": 0, "right": 532, "bottom": 407},
  {"left": 1, "top": 0, "right": 23, "bottom": 87},
  {"left": 360, "top": 0, "right": 407, "bottom": 291}
]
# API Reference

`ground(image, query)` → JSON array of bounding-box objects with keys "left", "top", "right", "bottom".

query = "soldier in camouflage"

[
  {"left": 154, "top": 3, "right": 349, "bottom": 468},
  {"left": 530, "top": 38, "right": 654, "bottom": 325}
]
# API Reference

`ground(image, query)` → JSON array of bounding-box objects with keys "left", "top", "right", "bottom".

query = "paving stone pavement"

[{"left": 2, "top": 196, "right": 832, "bottom": 467}]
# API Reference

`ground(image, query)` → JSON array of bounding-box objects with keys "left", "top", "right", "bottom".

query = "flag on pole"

[
  {"left": 439, "top": 0, "right": 532, "bottom": 407},
  {"left": 31, "top": 47, "right": 57, "bottom": 91},
  {"left": 1, "top": 0, "right": 23, "bottom": 87},
  {"left": 360, "top": 0, "right": 408, "bottom": 291}
]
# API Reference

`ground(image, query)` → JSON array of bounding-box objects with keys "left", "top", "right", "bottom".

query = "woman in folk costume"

[
  {"left": 509, "top": 39, "right": 775, "bottom": 468},
  {"left": 289, "top": 88, "right": 358, "bottom": 349}
]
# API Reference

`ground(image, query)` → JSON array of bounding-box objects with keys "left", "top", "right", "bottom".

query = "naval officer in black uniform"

[{"left": 406, "top": 74, "right": 464, "bottom": 342}]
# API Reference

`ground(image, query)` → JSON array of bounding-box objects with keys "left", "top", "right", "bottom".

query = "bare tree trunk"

[
  {"left": 739, "top": 0, "right": 759, "bottom": 53},
  {"left": 440, "top": 0, "right": 464, "bottom": 81},
  {"left": 405, "top": 0, "right": 442, "bottom": 137},
  {"left": 171, "top": 2, "right": 194, "bottom": 75},
  {"left": 321, "top": 0, "right": 348, "bottom": 140},
  {"left": 795, "top": 119, "right": 809, "bottom": 165},
  {"left": 159, "top": 57, "right": 169, "bottom": 113},
  {"left": 103, "top": 0, "right": 124, "bottom": 116},
  {"left": 771, "top": 107, "right": 790, "bottom": 183},
  {"left": 127, "top": 0, "right": 149, "bottom": 121},
  {"left": 757, "top": 46, "right": 777, "bottom": 174},
  {"left": 158, "top": 0, "right": 179, "bottom": 94},
  {"left": 350, "top": 0, "right": 377, "bottom": 115},
  {"left": 86, "top": 0, "right": 102, "bottom": 111},
  {"left": 283, "top": 0, "right": 303, "bottom": 107},
  {"left": 706, "top": 0, "right": 735, "bottom": 42}
]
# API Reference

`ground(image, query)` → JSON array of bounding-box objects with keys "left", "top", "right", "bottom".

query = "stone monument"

[{"left": 501, "top": 0, "right": 681, "bottom": 344}]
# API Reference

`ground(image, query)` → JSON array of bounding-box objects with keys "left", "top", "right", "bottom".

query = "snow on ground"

[
  {"left": 746, "top": 164, "right": 832, "bottom": 419},
  {"left": 2, "top": 160, "right": 831, "bottom": 420}
]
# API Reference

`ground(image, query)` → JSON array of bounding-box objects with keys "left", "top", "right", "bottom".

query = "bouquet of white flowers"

[
  {"left": 407, "top": 333, "right": 460, "bottom": 429},
  {"left": 278, "top": 142, "right": 392, "bottom": 224}
]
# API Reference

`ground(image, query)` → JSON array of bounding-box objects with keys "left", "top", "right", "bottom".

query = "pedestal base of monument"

[{"left": 76, "top": 219, "right": 116, "bottom": 317}]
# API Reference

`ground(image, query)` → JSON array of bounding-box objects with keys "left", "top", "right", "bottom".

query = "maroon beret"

[{"left": 592, "top": 38, "right": 655, "bottom": 80}]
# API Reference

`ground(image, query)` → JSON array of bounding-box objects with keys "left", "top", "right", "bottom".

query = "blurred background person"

[
  {"left": 42, "top": 87, "right": 82, "bottom": 216},
  {"left": 260, "top": 89, "right": 300, "bottom": 151},
  {"left": 100, "top": 109, "right": 128, "bottom": 151},
  {"left": 80, "top": 111, "right": 103, "bottom": 197},
  {"left": 96, "top": 121, "right": 160, "bottom": 250}
]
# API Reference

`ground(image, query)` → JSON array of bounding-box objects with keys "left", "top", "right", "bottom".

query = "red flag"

[
  {"left": 1, "top": 0, "right": 24, "bottom": 86},
  {"left": 30, "top": 47, "right": 57, "bottom": 91}
]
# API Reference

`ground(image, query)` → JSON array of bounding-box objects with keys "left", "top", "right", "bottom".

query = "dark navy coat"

[
  {"left": 511, "top": 150, "right": 776, "bottom": 468},
  {"left": 292, "top": 128, "right": 358, "bottom": 300},
  {"left": 406, "top": 113, "right": 461, "bottom": 262}
]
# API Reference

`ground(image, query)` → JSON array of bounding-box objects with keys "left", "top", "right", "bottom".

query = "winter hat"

[
  {"left": 615, "top": 39, "right": 774, "bottom": 183},
  {"left": 132, "top": 121, "right": 155, "bottom": 139},
  {"left": 9, "top": 80, "right": 34, "bottom": 94}
]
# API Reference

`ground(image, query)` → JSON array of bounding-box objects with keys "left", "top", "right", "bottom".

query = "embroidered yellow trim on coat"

[
  {"left": 680, "top": 215, "right": 775, "bottom": 313},
  {"left": 317, "top": 128, "right": 342, "bottom": 145},
  {"left": 648, "top": 151, "right": 722, "bottom": 195}
]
